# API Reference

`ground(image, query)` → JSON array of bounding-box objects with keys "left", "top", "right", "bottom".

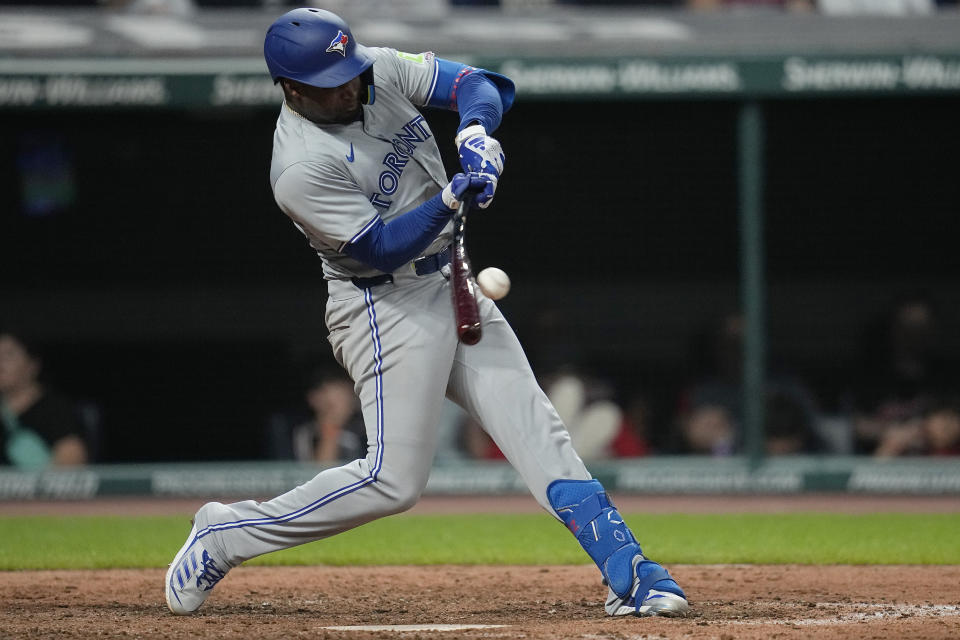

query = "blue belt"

[{"left": 350, "top": 247, "right": 451, "bottom": 290}]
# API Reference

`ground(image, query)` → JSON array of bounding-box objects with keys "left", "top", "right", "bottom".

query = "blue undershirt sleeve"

[
  {"left": 455, "top": 72, "right": 504, "bottom": 135},
  {"left": 426, "top": 58, "right": 515, "bottom": 134},
  {"left": 342, "top": 193, "right": 452, "bottom": 273}
]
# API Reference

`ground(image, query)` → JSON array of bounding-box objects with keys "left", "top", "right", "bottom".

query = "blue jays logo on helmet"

[
  {"left": 264, "top": 8, "right": 373, "bottom": 88},
  {"left": 326, "top": 30, "right": 348, "bottom": 57}
]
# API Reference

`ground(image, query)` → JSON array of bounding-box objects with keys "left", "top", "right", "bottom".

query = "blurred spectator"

[
  {"left": 675, "top": 313, "right": 823, "bottom": 455},
  {"left": 0, "top": 329, "right": 88, "bottom": 469},
  {"left": 545, "top": 366, "right": 622, "bottom": 460},
  {"left": 609, "top": 393, "right": 654, "bottom": 457},
  {"left": 265, "top": 366, "right": 366, "bottom": 463},
  {"left": 462, "top": 414, "right": 502, "bottom": 460},
  {"left": 874, "top": 396, "right": 960, "bottom": 457},
  {"left": 850, "top": 294, "right": 955, "bottom": 455},
  {"left": 461, "top": 365, "right": 623, "bottom": 461},
  {"left": 679, "top": 405, "right": 736, "bottom": 455},
  {"left": 764, "top": 387, "right": 820, "bottom": 454},
  {"left": 923, "top": 398, "right": 960, "bottom": 456}
]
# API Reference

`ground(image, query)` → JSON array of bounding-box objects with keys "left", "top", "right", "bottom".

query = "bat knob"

[{"left": 459, "top": 325, "right": 482, "bottom": 345}]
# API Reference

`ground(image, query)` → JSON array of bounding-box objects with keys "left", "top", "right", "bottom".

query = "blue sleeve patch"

[
  {"left": 426, "top": 59, "right": 516, "bottom": 116},
  {"left": 426, "top": 58, "right": 475, "bottom": 110}
]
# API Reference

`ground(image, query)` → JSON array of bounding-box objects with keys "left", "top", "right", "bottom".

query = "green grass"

[{"left": 1, "top": 513, "right": 957, "bottom": 570}]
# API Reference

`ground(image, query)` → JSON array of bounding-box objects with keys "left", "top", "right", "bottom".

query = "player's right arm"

[
  {"left": 343, "top": 173, "right": 489, "bottom": 273},
  {"left": 274, "top": 163, "right": 490, "bottom": 274}
]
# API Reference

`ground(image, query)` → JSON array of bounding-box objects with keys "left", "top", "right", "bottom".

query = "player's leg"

[
  {"left": 166, "top": 275, "right": 457, "bottom": 614},
  {"left": 445, "top": 305, "right": 590, "bottom": 503},
  {"left": 446, "top": 296, "right": 688, "bottom": 617}
]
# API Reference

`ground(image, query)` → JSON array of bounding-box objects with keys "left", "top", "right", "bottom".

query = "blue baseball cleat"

[
  {"left": 164, "top": 520, "right": 229, "bottom": 615},
  {"left": 604, "top": 555, "right": 689, "bottom": 617}
]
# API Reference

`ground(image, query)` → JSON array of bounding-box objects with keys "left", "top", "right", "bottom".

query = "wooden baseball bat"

[{"left": 450, "top": 192, "right": 482, "bottom": 345}]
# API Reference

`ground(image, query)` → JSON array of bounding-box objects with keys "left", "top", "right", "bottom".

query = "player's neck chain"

[
  {"left": 284, "top": 101, "right": 311, "bottom": 123},
  {"left": 284, "top": 100, "right": 364, "bottom": 127}
]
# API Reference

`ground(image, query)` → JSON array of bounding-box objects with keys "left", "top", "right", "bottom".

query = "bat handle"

[
  {"left": 452, "top": 192, "right": 481, "bottom": 345},
  {"left": 457, "top": 191, "right": 476, "bottom": 219}
]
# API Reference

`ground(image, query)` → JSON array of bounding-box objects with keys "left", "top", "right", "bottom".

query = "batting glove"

[
  {"left": 455, "top": 124, "right": 504, "bottom": 209},
  {"left": 441, "top": 172, "right": 495, "bottom": 210}
]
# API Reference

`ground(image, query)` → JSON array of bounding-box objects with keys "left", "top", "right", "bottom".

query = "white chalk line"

[{"left": 322, "top": 624, "right": 508, "bottom": 632}]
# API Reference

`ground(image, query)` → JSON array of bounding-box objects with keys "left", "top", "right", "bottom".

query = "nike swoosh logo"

[{"left": 346, "top": 143, "right": 355, "bottom": 162}]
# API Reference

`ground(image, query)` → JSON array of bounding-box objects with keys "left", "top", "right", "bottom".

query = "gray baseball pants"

[{"left": 194, "top": 266, "right": 590, "bottom": 568}]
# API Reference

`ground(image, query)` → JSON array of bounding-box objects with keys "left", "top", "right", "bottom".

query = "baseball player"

[{"left": 165, "top": 7, "right": 688, "bottom": 619}]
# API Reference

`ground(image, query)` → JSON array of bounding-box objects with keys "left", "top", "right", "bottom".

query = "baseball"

[{"left": 477, "top": 267, "right": 511, "bottom": 300}]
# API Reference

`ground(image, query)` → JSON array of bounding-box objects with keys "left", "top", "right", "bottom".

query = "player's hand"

[
  {"left": 455, "top": 124, "right": 503, "bottom": 209},
  {"left": 441, "top": 172, "right": 495, "bottom": 210},
  {"left": 456, "top": 125, "right": 505, "bottom": 175}
]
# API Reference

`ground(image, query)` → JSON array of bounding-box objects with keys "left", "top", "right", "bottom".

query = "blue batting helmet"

[{"left": 264, "top": 8, "right": 374, "bottom": 88}]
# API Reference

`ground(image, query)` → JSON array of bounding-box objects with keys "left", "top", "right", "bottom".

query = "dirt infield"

[
  {"left": 2, "top": 495, "right": 959, "bottom": 639},
  {"left": 2, "top": 564, "right": 959, "bottom": 639}
]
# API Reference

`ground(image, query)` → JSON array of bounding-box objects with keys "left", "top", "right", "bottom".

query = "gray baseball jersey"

[
  {"left": 271, "top": 47, "right": 452, "bottom": 280},
  {"left": 190, "top": 48, "right": 591, "bottom": 571}
]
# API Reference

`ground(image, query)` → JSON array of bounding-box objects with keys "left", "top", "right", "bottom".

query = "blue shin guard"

[
  {"left": 547, "top": 478, "right": 640, "bottom": 598},
  {"left": 547, "top": 479, "right": 685, "bottom": 607}
]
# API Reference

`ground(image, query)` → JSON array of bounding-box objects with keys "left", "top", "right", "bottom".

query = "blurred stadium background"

[{"left": 1, "top": 0, "right": 959, "bottom": 498}]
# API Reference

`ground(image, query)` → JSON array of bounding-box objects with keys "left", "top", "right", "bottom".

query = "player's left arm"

[
  {"left": 429, "top": 60, "right": 513, "bottom": 208},
  {"left": 376, "top": 47, "right": 515, "bottom": 130},
  {"left": 380, "top": 47, "right": 513, "bottom": 208},
  {"left": 449, "top": 76, "right": 506, "bottom": 208},
  {"left": 424, "top": 59, "right": 515, "bottom": 133}
]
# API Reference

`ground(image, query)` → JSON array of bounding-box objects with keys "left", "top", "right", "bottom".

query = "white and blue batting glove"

[
  {"left": 455, "top": 124, "right": 504, "bottom": 209},
  {"left": 441, "top": 172, "right": 495, "bottom": 210}
]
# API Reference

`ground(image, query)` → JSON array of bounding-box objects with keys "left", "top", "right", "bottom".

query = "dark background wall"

[{"left": 2, "top": 96, "right": 959, "bottom": 460}]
